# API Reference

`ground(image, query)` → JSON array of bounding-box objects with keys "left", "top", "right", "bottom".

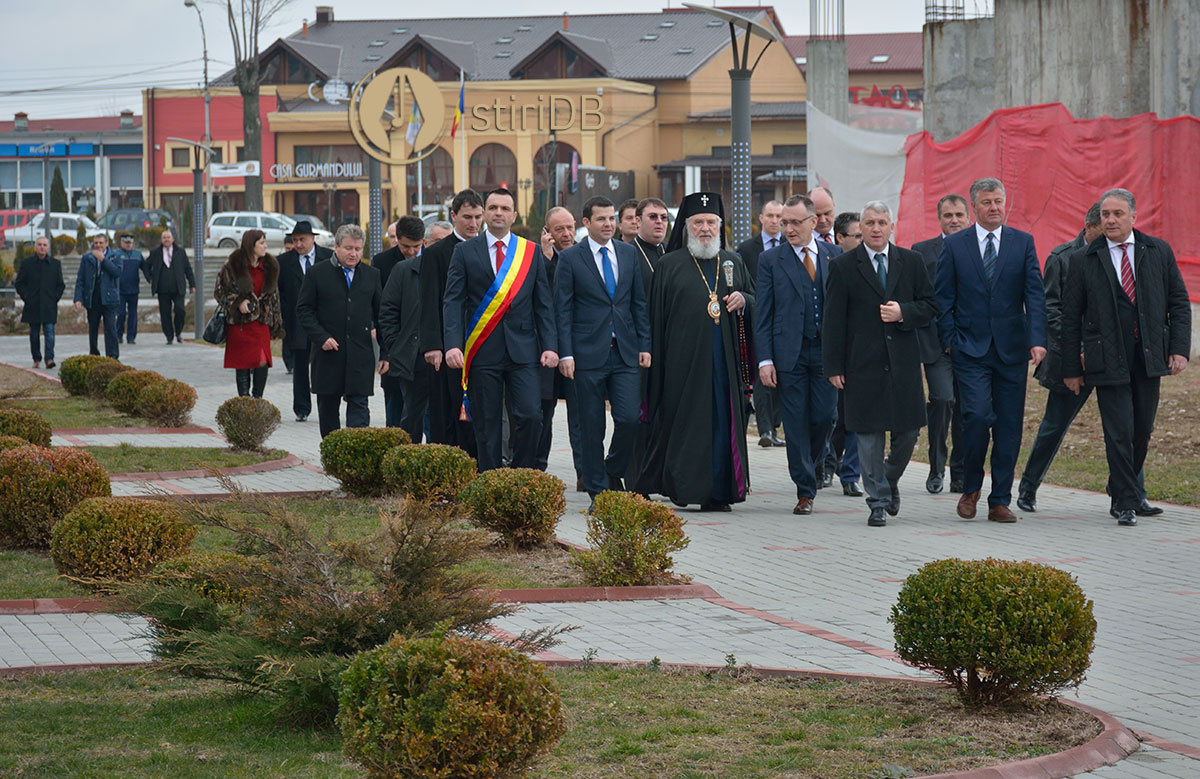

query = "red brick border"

[
  {"left": 0, "top": 661, "right": 152, "bottom": 678},
  {"left": 0, "top": 360, "right": 62, "bottom": 385},
  {"left": 492, "top": 584, "right": 720, "bottom": 603},
  {"left": 108, "top": 453, "right": 301, "bottom": 482},
  {"left": 55, "top": 425, "right": 220, "bottom": 436},
  {"left": 0, "top": 598, "right": 111, "bottom": 615}
]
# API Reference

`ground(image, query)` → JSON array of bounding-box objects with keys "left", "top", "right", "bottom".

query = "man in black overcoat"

[
  {"left": 278, "top": 220, "right": 333, "bottom": 422},
  {"left": 296, "top": 225, "right": 386, "bottom": 438},
  {"left": 823, "top": 202, "right": 936, "bottom": 527},
  {"left": 378, "top": 247, "right": 426, "bottom": 443},
  {"left": 372, "top": 215, "right": 425, "bottom": 428},
  {"left": 14, "top": 236, "right": 65, "bottom": 368}
]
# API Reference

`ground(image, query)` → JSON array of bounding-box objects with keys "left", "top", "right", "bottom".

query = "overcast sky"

[{"left": 2, "top": 0, "right": 932, "bottom": 120}]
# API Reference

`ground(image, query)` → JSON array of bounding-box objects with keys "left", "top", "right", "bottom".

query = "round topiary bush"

[
  {"left": 50, "top": 497, "right": 195, "bottom": 581},
  {"left": 890, "top": 557, "right": 1097, "bottom": 706},
  {"left": 58, "top": 354, "right": 114, "bottom": 396},
  {"left": 572, "top": 491, "right": 690, "bottom": 587},
  {"left": 216, "top": 396, "right": 281, "bottom": 451},
  {"left": 0, "top": 406, "right": 52, "bottom": 447},
  {"left": 458, "top": 468, "right": 565, "bottom": 548},
  {"left": 381, "top": 444, "right": 477, "bottom": 502},
  {"left": 85, "top": 360, "right": 134, "bottom": 399},
  {"left": 0, "top": 446, "right": 111, "bottom": 549},
  {"left": 338, "top": 633, "right": 565, "bottom": 779},
  {"left": 136, "top": 379, "right": 197, "bottom": 427},
  {"left": 150, "top": 552, "right": 256, "bottom": 606},
  {"left": 105, "top": 369, "right": 165, "bottom": 415},
  {"left": 0, "top": 434, "right": 31, "bottom": 451},
  {"left": 320, "top": 427, "right": 412, "bottom": 496}
]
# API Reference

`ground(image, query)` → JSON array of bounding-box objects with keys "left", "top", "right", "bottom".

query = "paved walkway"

[{"left": 2, "top": 334, "right": 1198, "bottom": 776}]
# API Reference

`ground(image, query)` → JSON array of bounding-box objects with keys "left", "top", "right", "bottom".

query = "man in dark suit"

[
  {"left": 911, "top": 194, "right": 969, "bottom": 494},
  {"left": 555, "top": 196, "right": 651, "bottom": 507},
  {"left": 536, "top": 206, "right": 580, "bottom": 474},
  {"left": 296, "top": 225, "right": 386, "bottom": 438},
  {"left": 73, "top": 233, "right": 122, "bottom": 359},
  {"left": 378, "top": 239, "right": 427, "bottom": 443},
  {"left": 1061, "top": 188, "right": 1190, "bottom": 526},
  {"left": 833, "top": 212, "right": 861, "bottom": 253},
  {"left": 824, "top": 202, "right": 936, "bottom": 527},
  {"left": 616, "top": 198, "right": 640, "bottom": 244},
  {"left": 372, "top": 215, "right": 425, "bottom": 428},
  {"left": 755, "top": 194, "right": 841, "bottom": 515},
  {"left": 737, "top": 200, "right": 785, "bottom": 448},
  {"left": 145, "top": 229, "right": 196, "bottom": 346},
  {"left": 442, "top": 188, "right": 558, "bottom": 471},
  {"left": 278, "top": 220, "right": 333, "bottom": 422},
  {"left": 420, "top": 190, "right": 484, "bottom": 453},
  {"left": 15, "top": 236, "right": 65, "bottom": 368},
  {"left": 935, "top": 177, "right": 1047, "bottom": 523}
]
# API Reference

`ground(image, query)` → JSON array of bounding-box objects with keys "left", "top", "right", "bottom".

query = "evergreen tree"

[{"left": 50, "top": 166, "right": 69, "bottom": 212}]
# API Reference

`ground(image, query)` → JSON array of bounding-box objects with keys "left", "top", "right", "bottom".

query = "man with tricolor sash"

[{"left": 442, "top": 188, "right": 558, "bottom": 471}]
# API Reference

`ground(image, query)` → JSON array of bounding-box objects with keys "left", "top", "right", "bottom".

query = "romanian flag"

[
  {"left": 460, "top": 233, "right": 536, "bottom": 419},
  {"left": 451, "top": 73, "right": 464, "bottom": 139}
]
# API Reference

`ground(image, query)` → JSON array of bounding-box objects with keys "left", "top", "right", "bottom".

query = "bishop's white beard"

[{"left": 686, "top": 233, "right": 720, "bottom": 260}]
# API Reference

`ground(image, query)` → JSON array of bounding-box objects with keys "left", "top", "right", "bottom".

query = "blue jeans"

[
  {"left": 29, "top": 323, "right": 55, "bottom": 363},
  {"left": 116, "top": 293, "right": 139, "bottom": 341}
]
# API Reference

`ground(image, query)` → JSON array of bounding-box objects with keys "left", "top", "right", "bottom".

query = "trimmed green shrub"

[
  {"left": 58, "top": 354, "right": 114, "bottom": 396},
  {"left": 137, "top": 379, "right": 196, "bottom": 427},
  {"left": 381, "top": 443, "right": 477, "bottom": 502},
  {"left": 0, "top": 406, "right": 52, "bottom": 447},
  {"left": 105, "top": 369, "right": 165, "bottom": 415},
  {"left": 85, "top": 360, "right": 134, "bottom": 399},
  {"left": 458, "top": 468, "right": 565, "bottom": 549},
  {"left": 320, "top": 427, "right": 412, "bottom": 496},
  {"left": 52, "top": 234, "right": 76, "bottom": 256},
  {"left": 339, "top": 632, "right": 566, "bottom": 778},
  {"left": 890, "top": 558, "right": 1097, "bottom": 706},
  {"left": 50, "top": 497, "right": 195, "bottom": 581},
  {"left": 0, "top": 434, "right": 31, "bottom": 451},
  {"left": 151, "top": 552, "right": 257, "bottom": 606},
  {"left": 215, "top": 396, "right": 280, "bottom": 451},
  {"left": 0, "top": 446, "right": 111, "bottom": 549},
  {"left": 572, "top": 491, "right": 690, "bottom": 586}
]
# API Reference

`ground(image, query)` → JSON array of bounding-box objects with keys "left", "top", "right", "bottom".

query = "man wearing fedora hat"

[{"left": 278, "top": 219, "right": 333, "bottom": 421}]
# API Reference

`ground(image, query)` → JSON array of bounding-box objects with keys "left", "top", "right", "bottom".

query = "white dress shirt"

[
  {"left": 486, "top": 230, "right": 512, "bottom": 275},
  {"left": 586, "top": 236, "right": 618, "bottom": 285},
  {"left": 1106, "top": 233, "right": 1136, "bottom": 280},
  {"left": 761, "top": 232, "right": 781, "bottom": 252},
  {"left": 867, "top": 243, "right": 890, "bottom": 274},
  {"left": 163, "top": 246, "right": 172, "bottom": 268},
  {"left": 974, "top": 223, "right": 1001, "bottom": 256}
]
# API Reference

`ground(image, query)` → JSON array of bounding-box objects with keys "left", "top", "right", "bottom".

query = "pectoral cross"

[{"left": 700, "top": 195, "right": 709, "bottom": 206}]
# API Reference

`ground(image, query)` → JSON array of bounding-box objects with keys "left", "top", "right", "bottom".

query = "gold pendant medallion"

[{"left": 707, "top": 293, "right": 721, "bottom": 322}]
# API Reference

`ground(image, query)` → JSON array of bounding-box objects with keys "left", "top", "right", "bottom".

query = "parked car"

[
  {"left": 95, "top": 208, "right": 176, "bottom": 237},
  {"left": 285, "top": 214, "right": 334, "bottom": 248},
  {"left": 0, "top": 209, "right": 41, "bottom": 247},
  {"left": 206, "top": 211, "right": 295, "bottom": 249},
  {"left": 8, "top": 212, "right": 105, "bottom": 244}
]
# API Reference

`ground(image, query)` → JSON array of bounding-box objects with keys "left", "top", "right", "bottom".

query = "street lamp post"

[
  {"left": 184, "top": 0, "right": 212, "bottom": 220},
  {"left": 32, "top": 140, "right": 66, "bottom": 241},
  {"left": 681, "top": 4, "right": 782, "bottom": 247}
]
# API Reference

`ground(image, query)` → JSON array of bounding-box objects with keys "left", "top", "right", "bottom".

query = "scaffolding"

[{"left": 925, "top": 0, "right": 994, "bottom": 23}]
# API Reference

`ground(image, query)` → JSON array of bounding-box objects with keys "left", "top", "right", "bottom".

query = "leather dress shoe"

[
  {"left": 949, "top": 479, "right": 964, "bottom": 494},
  {"left": 925, "top": 473, "right": 943, "bottom": 494},
  {"left": 700, "top": 500, "right": 732, "bottom": 512},
  {"left": 868, "top": 507, "right": 887, "bottom": 527},
  {"left": 1116, "top": 509, "right": 1137, "bottom": 526},
  {"left": 759, "top": 434, "right": 773, "bottom": 448},
  {"left": 793, "top": 497, "right": 813, "bottom": 515},
  {"left": 886, "top": 481, "right": 900, "bottom": 516},
  {"left": 1017, "top": 493, "right": 1037, "bottom": 513},
  {"left": 1137, "top": 500, "right": 1163, "bottom": 517},
  {"left": 769, "top": 431, "right": 786, "bottom": 447},
  {"left": 295, "top": 414, "right": 308, "bottom": 422},
  {"left": 576, "top": 476, "right": 586, "bottom": 493},
  {"left": 987, "top": 504, "right": 1018, "bottom": 523},
  {"left": 842, "top": 481, "right": 863, "bottom": 497},
  {"left": 956, "top": 490, "right": 980, "bottom": 519},
  {"left": 821, "top": 473, "right": 834, "bottom": 489},
  {"left": 45, "top": 360, "right": 55, "bottom": 368}
]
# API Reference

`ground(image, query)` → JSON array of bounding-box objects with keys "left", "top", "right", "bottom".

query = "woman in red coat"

[{"left": 214, "top": 229, "right": 283, "bottom": 397}]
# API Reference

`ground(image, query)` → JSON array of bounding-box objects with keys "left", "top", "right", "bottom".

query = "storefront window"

[{"left": 469, "top": 143, "right": 517, "bottom": 193}]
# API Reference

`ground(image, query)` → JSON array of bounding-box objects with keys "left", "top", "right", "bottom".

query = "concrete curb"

[
  {"left": 0, "top": 597, "right": 112, "bottom": 615},
  {"left": 54, "top": 425, "right": 220, "bottom": 436},
  {"left": 0, "top": 661, "right": 152, "bottom": 678},
  {"left": 492, "top": 583, "right": 719, "bottom": 603}
]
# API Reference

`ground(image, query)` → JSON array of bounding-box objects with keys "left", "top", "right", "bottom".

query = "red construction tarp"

[{"left": 896, "top": 103, "right": 1200, "bottom": 302}]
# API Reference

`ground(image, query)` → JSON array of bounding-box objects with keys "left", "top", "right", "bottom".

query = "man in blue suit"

[
  {"left": 555, "top": 196, "right": 651, "bottom": 508},
  {"left": 443, "top": 188, "right": 558, "bottom": 472},
  {"left": 935, "top": 178, "right": 1047, "bottom": 522},
  {"left": 755, "top": 194, "right": 842, "bottom": 515},
  {"left": 73, "top": 233, "right": 123, "bottom": 359}
]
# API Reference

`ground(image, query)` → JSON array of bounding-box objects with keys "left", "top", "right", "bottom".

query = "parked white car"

[
  {"left": 8, "top": 212, "right": 107, "bottom": 244},
  {"left": 205, "top": 211, "right": 295, "bottom": 249}
]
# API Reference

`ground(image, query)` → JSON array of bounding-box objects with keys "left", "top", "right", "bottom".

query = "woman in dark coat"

[
  {"left": 14, "top": 236, "right": 66, "bottom": 369},
  {"left": 214, "top": 229, "right": 283, "bottom": 397}
]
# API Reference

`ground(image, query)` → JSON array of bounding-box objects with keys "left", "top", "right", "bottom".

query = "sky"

[{"left": 0, "top": 0, "right": 934, "bottom": 121}]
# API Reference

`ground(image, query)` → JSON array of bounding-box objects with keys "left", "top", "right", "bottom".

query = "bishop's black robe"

[{"left": 637, "top": 246, "right": 754, "bottom": 505}]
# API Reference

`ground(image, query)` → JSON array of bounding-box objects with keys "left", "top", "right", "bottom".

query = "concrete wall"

[
  {"left": 1150, "top": 0, "right": 1200, "bottom": 119},
  {"left": 805, "top": 39, "right": 849, "bottom": 124},
  {"left": 922, "top": 18, "right": 995, "bottom": 142},
  {"left": 994, "top": 0, "right": 1151, "bottom": 119}
]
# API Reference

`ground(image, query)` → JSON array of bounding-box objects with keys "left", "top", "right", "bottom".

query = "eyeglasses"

[
  {"left": 780, "top": 216, "right": 817, "bottom": 228},
  {"left": 643, "top": 213, "right": 668, "bottom": 221}
]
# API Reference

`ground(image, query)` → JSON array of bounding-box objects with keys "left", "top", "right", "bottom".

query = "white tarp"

[{"left": 804, "top": 101, "right": 916, "bottom": 222}]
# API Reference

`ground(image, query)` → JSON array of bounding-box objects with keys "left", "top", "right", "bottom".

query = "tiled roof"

[
  {"left": 0, "top": 116, "right": 142, "bottom": 133},
  {"left": 785, "top": 32, "right": 923, "bottom": 72},
  {"left": 216, "top": 9, "right": 783, "bottom": 86}
]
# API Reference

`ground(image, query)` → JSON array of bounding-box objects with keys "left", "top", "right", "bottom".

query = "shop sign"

[{"left": 269, "top": 162, "right": 363, "bottom": 179}]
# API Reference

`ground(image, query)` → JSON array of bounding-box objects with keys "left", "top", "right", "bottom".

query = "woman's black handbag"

[{"left": 202, "top": 307, "right": 227, "bottom": 345}]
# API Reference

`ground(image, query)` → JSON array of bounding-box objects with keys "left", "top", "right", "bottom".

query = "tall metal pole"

[
  {"left": 368, "top": 159, "right": 383, "bottom": 257},
  {"left": 192, "top": 148, "right": 206, "bottom": 340},
  {"left": 185, "top": 0, "right": 211, "bottom": 224},
  {"left": 42, "top": 152, "right": 51, "bottom": 240},
  {"left": 729, "top": 68, "right": 753, "bottom": 248}
]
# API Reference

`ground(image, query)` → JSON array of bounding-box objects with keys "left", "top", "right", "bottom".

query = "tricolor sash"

[{"left": 460, "top": 233, "right": 537, "bottom": 418}]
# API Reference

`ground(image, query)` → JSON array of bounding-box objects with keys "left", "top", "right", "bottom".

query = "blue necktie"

[
  {"left": 875, "top": 253, "right": 887, "bottom": 288},
  {"left": 600, "top": 246, "right": 616, "bottom": 300},
  {"left": 982, "top": 232, "right": 996, "bottom": 283},
  {"left": 343, "top": 266, "right": 352, "bottom": 289}
]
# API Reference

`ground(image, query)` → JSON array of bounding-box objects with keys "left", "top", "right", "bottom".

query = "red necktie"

[
  {"left": 494, "top": 240, "right": 505, "bottom": 274},
  {"left": 821, "top": 233, "right": 834, "bottom": 244},
  {"left": 1120, "top": 242, "right": 1137, "bottom": 338}
]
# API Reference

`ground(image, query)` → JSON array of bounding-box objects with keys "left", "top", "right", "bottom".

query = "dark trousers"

[
  {"left": 86, "top": 305, "right": 119, "bottom": 359},
  {"left": 428, "top": 364, "right": 477, "bottom": 456},
  {"left": 777, "top": 341, "right": 837, "bottom": 499},
  {"left": 381, "top": 372, "right": 405, "bottom": 428},
  {"left": 116, "top": 293, "right": 138, "bottom": 340},
  {"left": 316, "top": 393, "right": 369, "bottom": 438},
  {"left": 954, "top": 345, "right": 1027, "bottom": 507},
  {"left": 535, "top": 398, "right": 557, "bottom": 471},
  {"left": 752, "top": 378, "right": 782, "bottom": 435},
  {"left": 465, "top": 359, "right": 541, "bottom": 472},
  {"left": 398, "top": 361, "right": 431, "bottom": 443},
  {"left": 158, "top": 292, "right": 186, "bottom": 342},
  {"left": 923, "top": 353, "right": 958, "bottom": 477},
  {"left": 28, "top": 323, "right": 55, "bottom": 363},
  {"left": 235, "top": 366, "right": 268, "bottom": 398},
  {"left": 823, "top": 390, "right": 861, "bottom": 483},
  {"left": 857, "top": 428, "right": 920, "bottom": 510},
  {"left": 1096, "top": 361, "right": 1160, "bottom": 512},
  {"left": 1020, "top": 385, "right": 1147, "bottom": 498},
  {"left": 291, "top": 348, "right": 312, "bottom": 417},
  {"left": 571, "top": 348, "right": 641, "bottom": 496}
]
